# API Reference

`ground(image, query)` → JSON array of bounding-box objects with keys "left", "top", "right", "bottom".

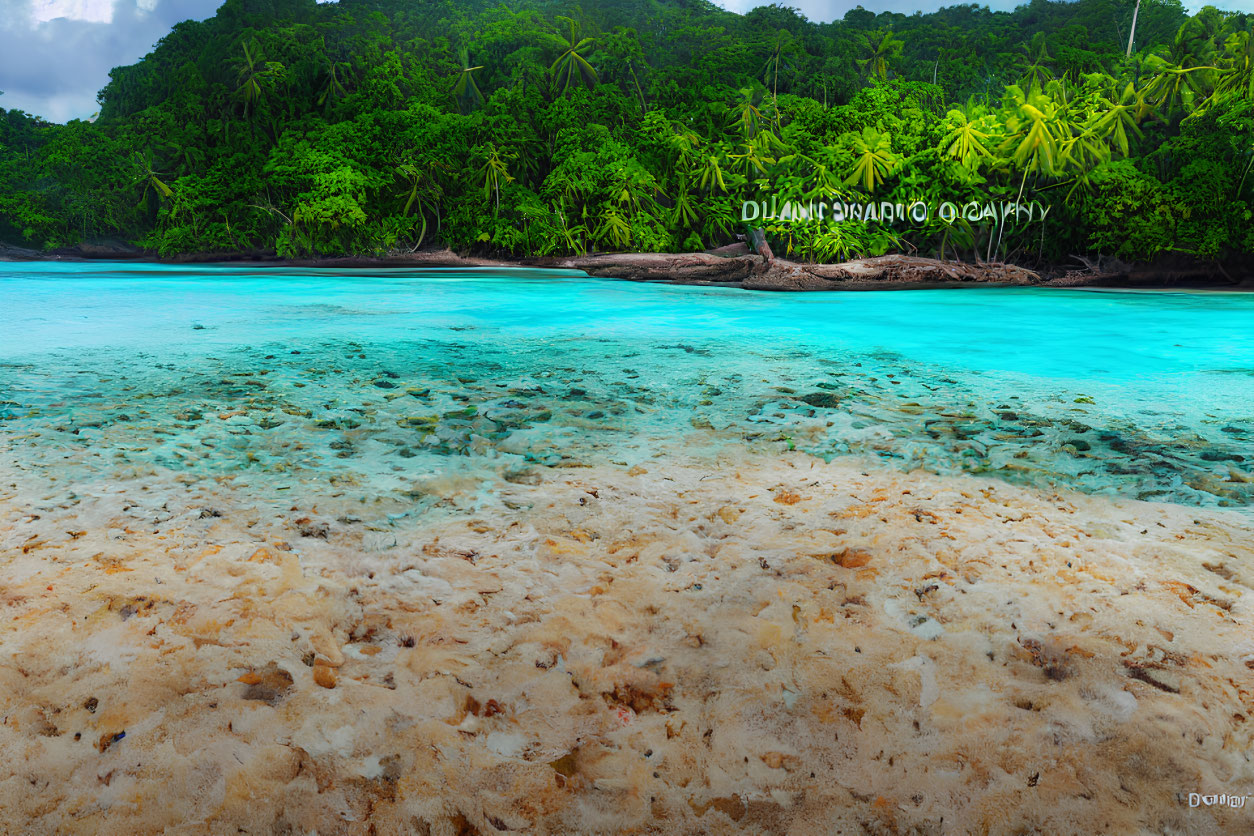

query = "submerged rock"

[{"left": 798, "top": 392, "right": 841, "bottom": 408}]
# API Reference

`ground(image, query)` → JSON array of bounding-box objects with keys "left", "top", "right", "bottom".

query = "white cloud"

[{"left": 28, "top": 0, "right": 117, "bottom": 25}]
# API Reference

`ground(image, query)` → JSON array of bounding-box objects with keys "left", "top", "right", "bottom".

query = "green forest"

[{"left": 1, "top": 0, "right": 1252, "bottom": 268}]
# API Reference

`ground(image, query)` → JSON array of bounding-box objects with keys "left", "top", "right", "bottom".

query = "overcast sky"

[{"left": 1, "top": 0, "right": 1248, "bottom": 123}]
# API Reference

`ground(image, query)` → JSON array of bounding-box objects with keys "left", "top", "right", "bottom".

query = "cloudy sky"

[{"left": 0, "top": 0, "right": 1248, "bottom": 122}]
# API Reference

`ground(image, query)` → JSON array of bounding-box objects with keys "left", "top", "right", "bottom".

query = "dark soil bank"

[{"left": 3, "top": 241, "right": 1250, "bottom": 291}]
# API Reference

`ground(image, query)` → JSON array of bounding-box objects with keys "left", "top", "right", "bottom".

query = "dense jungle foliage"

[{"left": 1, "top": 0, "right": 1252, "bottom": 266}]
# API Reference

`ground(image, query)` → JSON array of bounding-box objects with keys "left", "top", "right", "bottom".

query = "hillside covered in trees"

[{"left": 0, "top": 0, "right": 1252, "bottom": 269}]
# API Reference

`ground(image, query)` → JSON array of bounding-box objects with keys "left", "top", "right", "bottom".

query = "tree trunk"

[{"left": 1126, "top": 0, "right": 1141, "bottom": 57}]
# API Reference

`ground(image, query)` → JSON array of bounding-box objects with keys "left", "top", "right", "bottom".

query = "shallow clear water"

[{"left": 2, "top": 262, "right": 1252, "bottom": 507}]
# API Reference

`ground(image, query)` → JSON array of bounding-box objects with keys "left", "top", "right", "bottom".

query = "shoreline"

[{"left": 3, "top": 243, "right": 1250, "bottom": 291}]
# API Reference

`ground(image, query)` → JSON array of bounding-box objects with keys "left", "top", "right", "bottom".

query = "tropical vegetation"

[{"left": 1, "top": 0, "right": 1252, "bottom": 268}]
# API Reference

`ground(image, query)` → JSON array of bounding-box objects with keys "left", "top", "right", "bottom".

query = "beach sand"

[{"left": 1, "top": 449, "right": 1251, "bottom": 834}]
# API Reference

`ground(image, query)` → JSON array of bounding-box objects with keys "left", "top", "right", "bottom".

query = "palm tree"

[
  {"left": 729, "top": 87, "right": 766, "bottom": 140},
  {"left": 989, "top": 86, "right": 1055, "bottom": 258},
  {"left": 940, "top": 103, "right": 996, "bottom": 168},
  {"left": 1089, "top": 82, "right": 1144, "bottom": 158},
  {"left": 780, "top": 148, "right": 844, "bottom": 200},
  {"left": 317, "top": 58, "right": 352, "bottom": 111},
  {"left": 131, "top": 151, "right": 173, "bottom": 209},
  {"left": 1213, "top": 28, "right": 1254, "bottom": 102},
  {"left": 1022, "top": 33, "right": 1055, "bottom": 93},
  {"left": 1000, "top": 85, "right": 1061, "bottom": 184},
  {"left": 759, "top": 31, "right": 794, "bottom": 102},
  {"left": 660, "top": 119, "right": 702, "bottom": 172},
  {"left": 478, "top": 145, "right": 514, "bottom": 215},
  {"left": 452, "top": 48, "right": 485, "bottom": 114},
  {"left": 857, "top": 30, "right": 904, "bottom": 84},
  {"left": 234, "top": 39, "right": 285, "bottom": 119},
  {"left": 1143, "top": 59, "right": 1213, "bottom": 121},
  {"left": 550, "top": 16, "right": 598, "bottom": 95},
  {"left": 396, "top": 162, "right": 446, "bottom": 249},
  {"left": 844, "top": 127, "right": 897, "bottom": 192}
]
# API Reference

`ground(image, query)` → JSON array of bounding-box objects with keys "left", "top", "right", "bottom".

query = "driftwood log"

[{"left": 553, "top": 251, "right": 1041, "bottom": 291}]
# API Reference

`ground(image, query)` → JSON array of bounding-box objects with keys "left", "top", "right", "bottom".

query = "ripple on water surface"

[{"left": 1, "top": 263, "right": 1251, "bottom": 508}]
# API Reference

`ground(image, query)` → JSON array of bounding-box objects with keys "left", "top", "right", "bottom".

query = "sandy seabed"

[{"left": 1, "top": 449, "right": 1252, "bottom": 835}]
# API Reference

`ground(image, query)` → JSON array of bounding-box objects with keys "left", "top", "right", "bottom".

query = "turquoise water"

[{"left": 2, "top": 262, "right": 1252, "bottom": 507}]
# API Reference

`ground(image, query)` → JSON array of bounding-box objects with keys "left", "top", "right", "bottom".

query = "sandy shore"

[{"left": 1, "top": 449, "right": 1251, "bottom": 834}]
